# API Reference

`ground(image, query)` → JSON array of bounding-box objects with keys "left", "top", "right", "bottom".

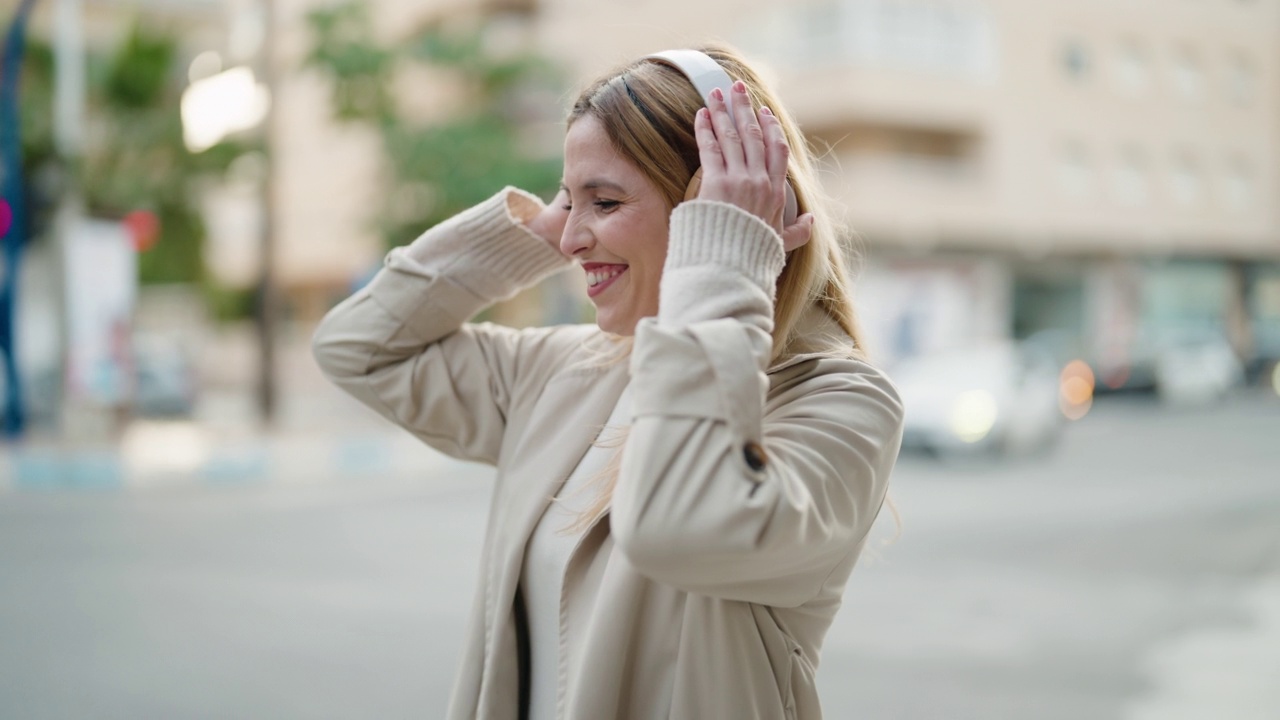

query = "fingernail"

[
  {"left": 733, "top": 80, "right": 746, "bottom": 94},
  {"left": 760, "top": 106, "right": 773, "bottom": 116},
  {"left": 710, "top": 87, "right": 723, "bottom": 101}
]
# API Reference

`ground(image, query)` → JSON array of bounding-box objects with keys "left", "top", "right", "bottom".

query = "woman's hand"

[
  {"left": 693, "top": 82, "right": 813, "bottom": 252},
  {"left": 510, "top": 188, "right": 569, "bottom": 250}
]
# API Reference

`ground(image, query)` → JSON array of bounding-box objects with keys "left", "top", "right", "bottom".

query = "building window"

[
  {"left": 1113, "top": 146, "right": 1149, "bottom": 205},
  {"left": 1222, "top": 156, "right": 1255, "bottom": 210},
  {"left": 1057, "top": 143, "right": 1094, "bottom": 198},
  {"left": 1170, "top": 46, "right": 1202, "bottom": 101},
  {"left": 1062, "top": 39, "right": 1090, "bottom": 80},
  {"left": 1169, "top": 152, "right": 1203, "bottom": 206},
  {"left": 1115, "top": 40, "right": 1150, "bottom": 95},
  {"left": 1224, "top": 52, "right": 1257, "bottom": 105}
]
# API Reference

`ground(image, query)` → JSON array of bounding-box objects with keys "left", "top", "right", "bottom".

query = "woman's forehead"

[{"left": 562, "top": 117, "right": 640, "bottom": 190}]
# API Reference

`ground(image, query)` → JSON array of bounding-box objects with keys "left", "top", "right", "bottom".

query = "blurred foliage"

[
  {"left": 305, "top": 3, "right": 563, "bottom": 246},
  {"left": 82, "top": 22, "right": 246, "bottom": 285},
  {"left": 21, "top": 21, "right": 254, "bottom": 317},
  {"left": 17, "top": 38, "right": 57, "bottom": 243}
]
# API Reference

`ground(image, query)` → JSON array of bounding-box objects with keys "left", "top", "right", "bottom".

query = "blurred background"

[{"left": 1, "top": 0, "right": 1278, "bottom": 718}]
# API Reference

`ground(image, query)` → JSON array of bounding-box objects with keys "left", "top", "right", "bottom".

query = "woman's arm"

[
  {"left": 610, "top": 200, "right": 904, "bottom": 608},
  {"left": 311, "top": 188, "right": 573, "bottom": 464}
]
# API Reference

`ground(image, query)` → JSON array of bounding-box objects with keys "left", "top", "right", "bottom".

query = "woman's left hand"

[{"left": 693, "top": 81, "right": 813, "bottom": 253}]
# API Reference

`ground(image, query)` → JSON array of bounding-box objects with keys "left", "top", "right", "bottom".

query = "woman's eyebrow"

[
  {"left": 584, "top": 179, "right": 626, "bottom": 193},
  {"left": 563, "top": 179, "right": 627, "bottom": 194}
]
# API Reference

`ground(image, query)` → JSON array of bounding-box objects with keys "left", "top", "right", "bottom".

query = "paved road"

[{"left": 1, "top": 393, "right": 1277, "bottom": 719}]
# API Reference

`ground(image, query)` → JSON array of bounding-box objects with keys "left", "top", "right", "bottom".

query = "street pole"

[
  {"left": 0, "top": 0, "right": 41, "bottom": 438},
  {"left": 52, "top": 0, "right": 86, "bottom": 438},
  {"left": 255, "top": 0, "right": 278, "bottom": 426}
]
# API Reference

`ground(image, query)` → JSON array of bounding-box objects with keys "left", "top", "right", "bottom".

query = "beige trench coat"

[{"left": 312, "top": 189, "right": 904, "bottom": 720}]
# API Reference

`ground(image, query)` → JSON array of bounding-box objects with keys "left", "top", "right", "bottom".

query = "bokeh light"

[
  {"left": 1060, "top": 359, "right": 1096, "bottom": 420},
  {"left": 948, "top": 390, "right": 999, "bottom": 443}
]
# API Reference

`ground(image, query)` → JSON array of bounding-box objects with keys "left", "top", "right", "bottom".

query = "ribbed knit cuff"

[
  {"left": 665, "top": 200, "right": 785, "bottom": 297},
  {"left": 396, "top": 186, "right": 570, "bottom": 300},
  {"left": 658, "top": 200, "right": 785, "bottom": 328}
]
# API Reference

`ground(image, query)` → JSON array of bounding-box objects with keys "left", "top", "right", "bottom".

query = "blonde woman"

[{"left": 313, "top": 43, "right": 904, "bottom": 720}]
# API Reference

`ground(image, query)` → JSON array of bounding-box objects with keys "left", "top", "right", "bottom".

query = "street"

[{"left": 2, "top": 392, "right": 1278, "bottom": 719}]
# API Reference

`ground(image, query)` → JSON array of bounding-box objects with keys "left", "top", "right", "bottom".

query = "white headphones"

[{"left": 645, "top": 49, "right": 800, "bottom": 226}]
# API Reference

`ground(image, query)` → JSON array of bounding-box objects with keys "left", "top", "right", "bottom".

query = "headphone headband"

[{"left": 645, "top": 50, "right": 738, "bottom": 124}]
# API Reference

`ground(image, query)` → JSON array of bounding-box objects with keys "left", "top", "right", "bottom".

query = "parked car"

[
  {"left": 893, "top": 340, "right": 1068, "bottom": 458},
  {"left": 1153, "top": 330, "right": 1244, "bottom": 406}
]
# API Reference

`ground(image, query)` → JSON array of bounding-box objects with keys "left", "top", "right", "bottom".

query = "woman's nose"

[{"left": 559, "top": 213, "right": 593, "bottom": 257}]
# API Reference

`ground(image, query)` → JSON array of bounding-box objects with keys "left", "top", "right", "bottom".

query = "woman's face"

[{"left": 560, "top": 115, "right": 671, "bottom": 336}]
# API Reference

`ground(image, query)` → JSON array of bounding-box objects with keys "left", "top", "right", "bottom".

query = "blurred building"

[
  {"left": 45, "top": 0, "right": 1271, "bottom": 386},
  {"left": 267, "top": 0, "right": 1279, "bottom": 387},
  {"left": 538, "top": 0, "right": 1279, "bottom": 385}
]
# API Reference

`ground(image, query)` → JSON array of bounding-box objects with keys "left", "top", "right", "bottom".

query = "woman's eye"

[{"left": 594, "top": 200, "right": 620, "bottom": 212}]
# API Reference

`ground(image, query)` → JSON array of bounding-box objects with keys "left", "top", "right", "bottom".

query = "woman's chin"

[{"left": 592, "top": 306, "right": 639, "bottom": 337}]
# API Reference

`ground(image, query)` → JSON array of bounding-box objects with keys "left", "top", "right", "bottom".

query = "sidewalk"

[
  {"left": 0, "top": 327, "right": 461, "bottom": 492},
  {"left": 0, "top": 421, "right": 453, "bottom": 492}
]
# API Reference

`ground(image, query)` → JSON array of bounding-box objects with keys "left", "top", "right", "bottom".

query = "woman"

[{"left": 313, "top": 43, "right": 904, "bottom": 720}]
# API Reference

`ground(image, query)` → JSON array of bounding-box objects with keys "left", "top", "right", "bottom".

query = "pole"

[
  {"left": 256, "top": 0, "right": 278, "bottom": 426},
  {"left": 0, "top": 0, "right": 41, "bottom": 438}
]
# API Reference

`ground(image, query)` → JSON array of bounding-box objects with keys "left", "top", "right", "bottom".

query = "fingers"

[
  {"left": 730, "top": 82, "right": 767, "bottom": 173},
  {"left": 780, "top": 213, "right": 815, "bottom": 253},
  {"left": 693, "top": 105, "right": 722, "bottom": 177},
  {"left": 706, "top": 86, "right": 745, "bottom": 173},
  {"left": 759, "top": 107, "right": 790, "bottom": 190}
]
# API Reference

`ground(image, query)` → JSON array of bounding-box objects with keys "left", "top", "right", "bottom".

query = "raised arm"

[
  {"left": 311, "top": 188, "right": 575, "bottom": 464},
  {"left": 610, "top": 200, "right": 903, "bottom": 607}
]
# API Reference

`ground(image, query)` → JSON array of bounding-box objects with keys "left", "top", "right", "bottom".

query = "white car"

[
  {"left": 892, "top": 341, "right": 1067, "bottom": 458},
  {"left": 1154, "top": 331, "right": 1244, "bottom": 406}
]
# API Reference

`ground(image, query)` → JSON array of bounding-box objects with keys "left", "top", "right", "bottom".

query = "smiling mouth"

[{"left": 585, "top": 265, "right": 627, "bottom": 298}]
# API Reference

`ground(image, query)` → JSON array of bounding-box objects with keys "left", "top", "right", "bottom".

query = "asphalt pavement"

[{"left": 1, "top": 390, "right": 1277, "bottom": 719}]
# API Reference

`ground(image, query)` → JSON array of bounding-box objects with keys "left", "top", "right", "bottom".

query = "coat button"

[{"left": 743, "top": 442, "right": 767, "bottom": 472}]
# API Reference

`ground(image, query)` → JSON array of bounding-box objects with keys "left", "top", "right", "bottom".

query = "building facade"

[{"left": 272, "top": 0, "right": 1280, "bottom": 383}]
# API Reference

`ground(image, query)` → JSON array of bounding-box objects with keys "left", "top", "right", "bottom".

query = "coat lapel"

[{"left": 487, "top": 359, "right": 631, "bottom": 614}]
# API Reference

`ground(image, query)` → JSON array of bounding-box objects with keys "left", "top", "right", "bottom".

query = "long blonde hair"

[{"left": 562, "top": 43, "right": 869, "bottom": 530}]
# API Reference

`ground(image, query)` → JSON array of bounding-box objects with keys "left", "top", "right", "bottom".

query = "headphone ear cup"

[{"left": 685, "top": 166, "right": 800, "bottom": 227}]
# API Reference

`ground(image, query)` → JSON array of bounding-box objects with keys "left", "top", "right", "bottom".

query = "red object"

[
  {"left": 123, "top": 210, "right": 160, "bottom": 252},
  {"left": 0, "top": 199, "right": 12, "bottom": 238}
]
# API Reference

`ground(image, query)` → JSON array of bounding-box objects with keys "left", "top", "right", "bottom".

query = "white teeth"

[{"left": 586, "top": 267, "right": 624, "bottom": 287}]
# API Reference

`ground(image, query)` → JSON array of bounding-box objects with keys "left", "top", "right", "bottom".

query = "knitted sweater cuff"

[
  {"left": 392, "top": 186, "right": 570, "bottom": 301},
  {"left": 658, "top": 200, "right": 785, "bottom": 327}
]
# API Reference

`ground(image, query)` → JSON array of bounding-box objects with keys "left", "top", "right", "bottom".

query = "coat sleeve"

[
  {"left": 610, "top": 200, "right": 905, "bottom": 607},
  {"left": 310, "top": 187, "right": 575, "bottom": 464}
]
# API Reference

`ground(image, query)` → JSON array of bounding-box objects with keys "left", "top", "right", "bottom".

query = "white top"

[{"left": 521, "top": 383, "right": 632, "bottom": 720}]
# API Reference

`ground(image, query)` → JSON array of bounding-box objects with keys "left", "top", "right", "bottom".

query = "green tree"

[
  {"left": 84, "top": 22, "right": 246, "bottom": 285},
  {"left": 22, "top": 22, "right": 246, "bottom": 290},
  {"left": 305, "top": 4, "right": 563, "bottom": 247}
]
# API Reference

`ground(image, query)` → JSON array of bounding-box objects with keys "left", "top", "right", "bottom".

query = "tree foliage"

[
  {"left": 21, "top": 22, "right": 246, "bottom": 287},
  {"left": 305, "top": 4, "right": 563, "bottom": 246}
]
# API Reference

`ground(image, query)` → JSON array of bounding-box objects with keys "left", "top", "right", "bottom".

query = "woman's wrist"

[{"left": 658, "top": 199, "right": 784, "bottom": 328}]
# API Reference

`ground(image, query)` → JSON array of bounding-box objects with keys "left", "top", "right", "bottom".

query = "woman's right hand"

[{"left": 518, "top": 188, "right": 570, "bottom": 251}]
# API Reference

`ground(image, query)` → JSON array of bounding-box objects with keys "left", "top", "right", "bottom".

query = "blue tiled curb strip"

[{"left": 0, "top": 433, "right": 446, "bottom": 491}]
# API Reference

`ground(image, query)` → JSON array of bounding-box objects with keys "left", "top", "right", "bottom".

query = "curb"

[{"left": 0, "top": 429, "right": 450, "bottom": 492}]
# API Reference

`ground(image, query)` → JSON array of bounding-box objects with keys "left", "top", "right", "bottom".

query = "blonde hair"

[{"left": 562, "top": 43, "right": 869, "bottom": 531}]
